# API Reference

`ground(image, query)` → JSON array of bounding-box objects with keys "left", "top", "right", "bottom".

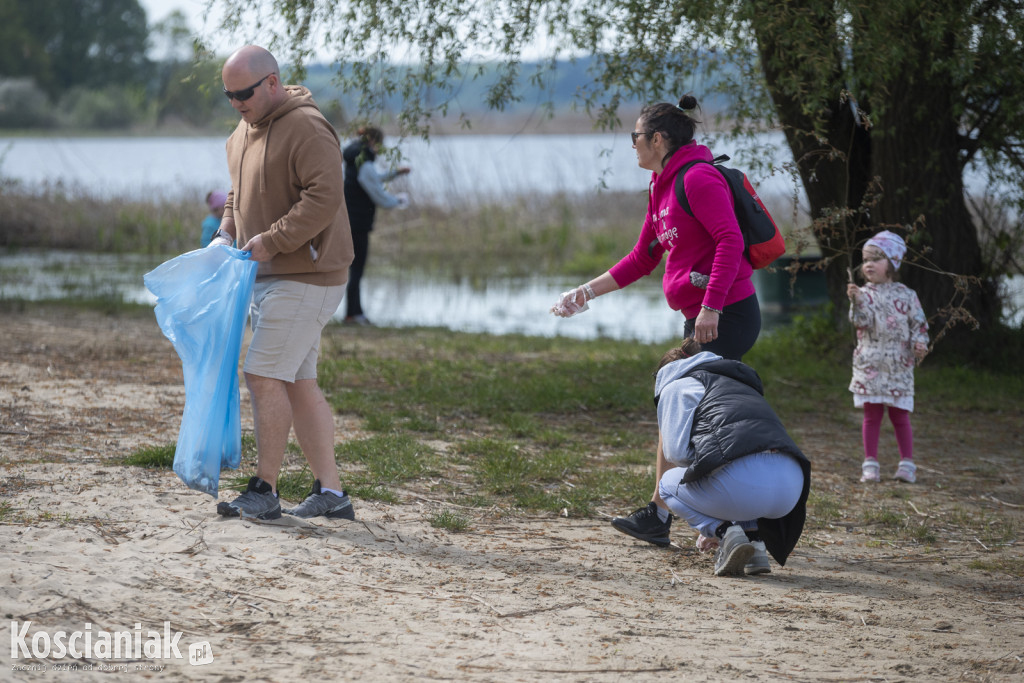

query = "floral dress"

[{"left": 848, "top": 282, "right": 929, "bottom": 411}]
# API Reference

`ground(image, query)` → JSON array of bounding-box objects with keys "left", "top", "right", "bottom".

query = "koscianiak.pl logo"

[{"left": 10, "top": 621, "right": 214, "bottom": 671}]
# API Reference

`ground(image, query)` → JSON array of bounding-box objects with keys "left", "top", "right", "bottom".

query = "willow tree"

[{"left": 214, "top": 0, "right": 1024, "bottom": 349}]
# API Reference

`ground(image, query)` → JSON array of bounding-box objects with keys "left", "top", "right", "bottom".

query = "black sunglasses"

[
  {"left": 631, "top": 131, "right": 652, "bottom": 145},
  {"left": 223, "top": 74, "right": 273, "bottom": 102}
]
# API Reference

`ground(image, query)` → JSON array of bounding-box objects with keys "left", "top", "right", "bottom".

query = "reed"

[
  {"left": 353, "top": 189, "right": 650, "bottom": 278},
  {"left": 0, "top": 179, "right": 205, "bottom": 254},
  {"left": 0, "top": 181, "right": 652, "bottom": 278}
]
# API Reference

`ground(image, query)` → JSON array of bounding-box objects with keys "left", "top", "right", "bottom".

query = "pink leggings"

[{"left": 862, "top": 403, "right": 913, "bottom": 461}]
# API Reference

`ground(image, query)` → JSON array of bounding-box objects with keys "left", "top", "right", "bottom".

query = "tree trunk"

[
  {"left": 753, "top": 0, "right": 1000, "bottom": 350},
  {"left": 752, "top": 2, "right": 875, "bottom": 330},
  {"left": 870, "top": 77, "right": 998, "bottom": 349}
]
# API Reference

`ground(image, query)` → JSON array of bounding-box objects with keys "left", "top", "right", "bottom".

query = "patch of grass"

[
  {"left": 363, "top": 411, "right": 395, "bottom": 432},
  {"left": 579, "top": 468, "right": 652, "bottom": 509},
  {"left": 338, "top": 432, "right": 437, "bottom": 487},
  {"left": 0, "top": 501, "right": 13, "bottom": 521},
  {"left": 944, "top": 505, "right": 976, "bottom": 527},
  {"left": 514, "top": 486, "right": 595, "bottom": 516},
  {"left": 450, "top": 494, "right": 493, "bottom": 509},
  {"left": 864, "top": 508, "right": 905, "bottom": 526},
  {"left": 36, "top": 510, "right": 74, "bottom": 525},
  {"left": 500, "top": 412, "right": 541, "bottom": 438},
  {"left": 807, "top": 491, "right": 842, "bottom": 526},
  {"left": 320, "top": 331, "right": 659, "bottom": 423},
  {"left": 979, "top": 518, "right": 1017, "bottom": 545},
  {"left": 402, "top": 414, "right": 441, "bottom": 433},
  {"left": 123, "top": 444, "right": 175, "bottom": 469},
  {"left": 905, "top": 523, "right": 938, "bottom": 544},
  {"left": 276, "top": 469, "right": 314, "bottom": 502},
  {"left": 428, "top": 509, "right": 472, "bottom": 532},
  {"left": 609, "top": 449, "right": 655, "bottom": 467},
  {"left": 967, "top": 556, "right": 1024, "bottom": 578},
  {"left": 463, "top": 438, "right": 535, "bottom": 495},
  {"left": 348, "top": 484, "right": 399, "bottom": 503}
]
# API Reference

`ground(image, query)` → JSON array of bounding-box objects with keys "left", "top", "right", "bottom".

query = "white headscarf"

[{"left": 865, "top": 230, "right": 907, "bottom": 270}]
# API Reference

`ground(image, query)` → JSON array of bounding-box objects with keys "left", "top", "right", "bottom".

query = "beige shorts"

[{"left": 244, "top": 280, "right": 345, "bottom": 382}]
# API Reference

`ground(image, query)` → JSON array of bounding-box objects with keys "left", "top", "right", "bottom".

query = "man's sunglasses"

[{"left": 223, "top": 74, "right": 273, "bottom": 102}]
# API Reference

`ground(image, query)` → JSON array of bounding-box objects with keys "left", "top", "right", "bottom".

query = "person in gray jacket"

[{"left": 613, "top": 338, "right": 811, "bottom": 576}]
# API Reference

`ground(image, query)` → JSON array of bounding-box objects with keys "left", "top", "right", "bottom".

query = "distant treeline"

[{"left": 0, "top": 0, "right": 728, "bottom": 133}]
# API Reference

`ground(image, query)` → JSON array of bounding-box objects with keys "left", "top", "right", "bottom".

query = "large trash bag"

[{"left": 143, "top": 246, "right": 257, "bottom": 498}]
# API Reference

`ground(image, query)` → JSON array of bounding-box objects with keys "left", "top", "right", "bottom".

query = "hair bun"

[{"left": 678, "top": 94, "right": 698, "bottom": 111}]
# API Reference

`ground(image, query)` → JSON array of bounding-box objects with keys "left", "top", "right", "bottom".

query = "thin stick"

[
  {"left": 411, "top": 495, "right": 482, "bottom": 511},
  {"left": 198, "top": 611, "right": 222, "bottom": 630},
  {"left": 907, "top": 500, "right": 930, "bottom": 517},
  {"left": 470, "top": 594, "right": 501, "bottom": 615},
  {"left": 498, "top": 603, "right": 578, "bottom": 619},
  {"left": 459, "top": 664, "right": 677, "bottom": 674},
  {"left": 224, "top": 588, "right": 289, "bottom": 604}
]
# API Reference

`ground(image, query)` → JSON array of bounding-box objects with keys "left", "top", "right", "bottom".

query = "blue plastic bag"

[{"left": 144, "top": 246, "right": 258, "bottom": 498}]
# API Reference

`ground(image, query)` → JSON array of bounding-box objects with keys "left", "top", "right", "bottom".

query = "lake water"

[
  {"left": 0, "top": 249, "right": 836, "bottom": 342},
  {"left": 2, "top": 249, "right": 1020, "bottom": 338},
  {"left": 0, "top": 132, "right": 802, "bottom": 206}
]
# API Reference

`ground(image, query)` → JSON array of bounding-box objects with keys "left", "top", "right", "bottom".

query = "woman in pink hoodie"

[
  {"left": 551, "top": 94, "right": 760, "bottom": 361},
  {"left": 553, "top": 95, "right": 763, "bottom": 547}
]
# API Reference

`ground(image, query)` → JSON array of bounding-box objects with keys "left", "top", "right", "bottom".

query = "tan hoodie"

[{"left": 223, "top": 85, "right": 353, "bottom": 286}]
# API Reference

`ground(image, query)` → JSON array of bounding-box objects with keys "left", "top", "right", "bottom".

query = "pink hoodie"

[{"left": 608, "top": 141, "right": 754, "bottom": 318}]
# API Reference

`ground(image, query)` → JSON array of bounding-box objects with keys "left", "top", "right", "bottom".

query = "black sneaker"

[
  {"left": 610, "top": 502, "right": 672, "bottom": 547},
  {"left": 216, "top": 476, "right": 282, "bottom": 520},
  {"left": 283, "top": 479, "right": 355, "bottom": 520}
]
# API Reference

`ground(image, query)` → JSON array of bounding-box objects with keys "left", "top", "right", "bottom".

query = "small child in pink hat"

[
  {"left": 846, "top": 231, "right": 930, "bottom": 484},
  {"left": 201, "top": 190, "right": 228, "bottom": 248}
]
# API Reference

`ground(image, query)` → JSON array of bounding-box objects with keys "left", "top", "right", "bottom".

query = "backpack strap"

[
  {"left": 674, "top": 154, "right": 731, "bottom": 216},
  {"left": 648, "top": 154, "right": 731, "bottom": 257}
]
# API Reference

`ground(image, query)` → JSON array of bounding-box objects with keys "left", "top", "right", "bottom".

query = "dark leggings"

[
  {"left": 682, "top": 293, "right": 761, "bottom": 361},
  {"left": 345, "top": 230, "right": 370, "bottom": 318}
]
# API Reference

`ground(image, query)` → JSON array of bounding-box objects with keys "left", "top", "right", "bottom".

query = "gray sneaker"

[
  {"left": 283, "top": 479, "right": 355, "bottom": 520},
  {"left": 745, "top": 540, "right": 772, "bottom": 575},
  {"left": 216, "top": 476, "right": 281, "bottom": 520},
  {"left": 713, "top": 524, "right": 755, "bottom": 576}
]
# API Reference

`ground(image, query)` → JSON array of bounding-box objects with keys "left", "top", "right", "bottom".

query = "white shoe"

[
  {"left": 893, "top": 460, "right": 917, "bottom": 483},
  {"left": 745, "top": 540, "right": 772, "bottom": 575},
  {"left": 860, "top": 460, "right": 880, "bottom": 482},
  {"left": 713, "top": 525, "right": 755, "bottom": 576}
]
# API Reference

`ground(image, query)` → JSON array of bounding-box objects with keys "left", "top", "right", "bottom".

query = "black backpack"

[{"left": 674, "top": 154, "right": 785, "bottom": 269}]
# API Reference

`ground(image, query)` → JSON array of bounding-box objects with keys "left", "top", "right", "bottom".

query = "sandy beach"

[{"left": 1, "top": 307, "right": 1022, "bottom": 682}]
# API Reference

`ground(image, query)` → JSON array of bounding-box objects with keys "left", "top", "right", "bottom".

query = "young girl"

[{"left": 847, "top": 230, "right": 929, "bottom": 483}]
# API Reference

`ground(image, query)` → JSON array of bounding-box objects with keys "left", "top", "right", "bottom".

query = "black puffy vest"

[
  {"left": 675, "top": 359, "right": 811, "bottom": 566},
  {"left": 681, "top": 359, "right": 805, "bottom": 484},
  {"left": 342, "top": 141, "right": 376, "bottom": 233}
]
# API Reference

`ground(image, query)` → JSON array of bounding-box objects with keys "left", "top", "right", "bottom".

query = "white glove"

[
  {"left": 695, "top": 534, "right": 719, "bottom": 552},
  {"left": 550, "top": 286, "right": 590, "bottom": 318},
  {"left": 208, "top": 229, "right": 232, "bottom": 248},
  {"left": 395, "top": 192, "right": 410, "bottom": 210}
]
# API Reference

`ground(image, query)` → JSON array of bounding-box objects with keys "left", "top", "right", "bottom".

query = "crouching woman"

[{"left": 656, "top": 338, "right": 811, "bottom": 576}]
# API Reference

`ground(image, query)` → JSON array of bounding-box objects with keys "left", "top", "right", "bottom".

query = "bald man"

[{"left": 212, "top": 45, "right": 356, "bottom": 521}]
